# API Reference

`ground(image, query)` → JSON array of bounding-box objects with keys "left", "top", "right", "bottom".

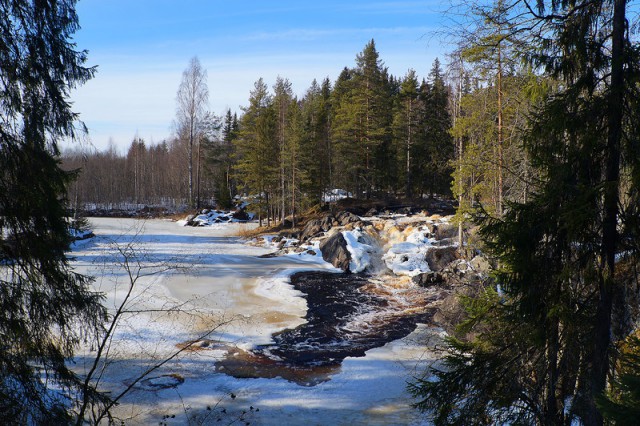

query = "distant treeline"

[{"left": 62, "top": 39, "right": 453, "bottom": 220}]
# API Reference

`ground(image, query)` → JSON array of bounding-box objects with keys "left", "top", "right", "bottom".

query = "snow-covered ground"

[{"left": 70, "top": 218, "right": 439, "bottom": 425}]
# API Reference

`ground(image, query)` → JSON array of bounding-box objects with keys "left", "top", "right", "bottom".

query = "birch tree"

[{"left": 176, "top": 56, "right": 209, "bottom": 208}]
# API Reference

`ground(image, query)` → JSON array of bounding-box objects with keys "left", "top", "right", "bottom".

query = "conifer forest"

[{"left": 2, "top": 0, "right": 640, "bottom": 424}]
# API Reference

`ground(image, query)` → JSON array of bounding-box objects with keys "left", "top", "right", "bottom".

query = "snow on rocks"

[
  {"left": 376, "top": 216, "right": 460, "bottom": 278},
  {"left": 253, "top": 211, "right": 464, "bottom": 277},
  {"left": 382, "top": 224, "right": 435, "bottom": 277},
  {"left": 383, "top": 241, "right": 432, "bottom": 277},
  {"left": 178, "top": 209, "right": 253, "bottom": 227},
  {"left": 180, "top": 204, "right": 466, "bottom": 281},
  {"left": 342, "top": 227, "right": 382, "bottom": 273}
]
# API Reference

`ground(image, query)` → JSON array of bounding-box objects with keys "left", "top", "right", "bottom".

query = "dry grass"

[
  {"left": 234, "top": 224, "right": 269, "bottom": 238},
  {"left": 165, "top": 211, "right": 190, "bottom": 221}
]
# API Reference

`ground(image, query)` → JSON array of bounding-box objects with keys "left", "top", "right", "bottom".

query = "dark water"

[
  {"left": 215, "top": 271, "right": 434, "bottom": 384},
  {"left": 256, "top": 271, "right": 432, "bottom": 366}
]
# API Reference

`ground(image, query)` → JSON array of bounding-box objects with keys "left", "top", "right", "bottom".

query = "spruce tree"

[
  {"left": 354, "top": 39, "right": 392, "bottom": 195},
  {"left": 332, "top": 40, "right": 392, "bottom": 197},
  {"left": 423, "top": 58, "right": 453, "bottom": 197},
  {"left": 216, "top": 108, "right": 238, "bottom": 207},
  {"left": 0, "top": 0, "right": 106, "bottom": 422},
  {"left": 330, "top": 67, "right": 359, "bottom": 193},
  {"left": 411, "top": 0, "right": 640, "bottom": 424},
  {"left": 392, "top": 69, "right": 423, "bottom": 198},
  {"left": 233, "top": 78, "right": 277, "bottom": 225},
  {"left": 299, "top": 79, "right": 331, "bottom": 205}
]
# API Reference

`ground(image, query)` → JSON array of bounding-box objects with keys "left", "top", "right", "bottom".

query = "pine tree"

[
  {"left": 273, "top": 77, "right": 294, "bottom": 223},
  {"left": 0, "top": 0, "right": 107, "bottom": 422},
  {"left": 285, "top": 96, "right": 307, "bottom": 225}
]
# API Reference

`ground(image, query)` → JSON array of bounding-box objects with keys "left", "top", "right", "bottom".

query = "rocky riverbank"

[{"left": 248, "top": 208, "right": 492, "bottom": 345}]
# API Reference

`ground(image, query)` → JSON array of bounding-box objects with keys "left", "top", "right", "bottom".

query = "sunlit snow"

[{"left": 69, "top": 218, "right": 438, "bottom": 425}]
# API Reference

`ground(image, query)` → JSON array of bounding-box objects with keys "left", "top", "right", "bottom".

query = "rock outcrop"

[
  {"left": 301, "top": 211, "right": 364, "bottom": 242},
  {"left": 250, "top": 206, "right": 495, "bottom": 338},
  {"left": 412, "top": 271, "right": 444, "bottom": 287},
  {"left": 319, "top": 231, "right": 351, "bottom": 272},
  {"left": 425, "top": 246, "right": 460, "bottom": 272}
]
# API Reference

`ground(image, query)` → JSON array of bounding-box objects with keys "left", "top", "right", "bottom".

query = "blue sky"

[{"left": 70, "top": 0, "right": 450, "bottom": 152}]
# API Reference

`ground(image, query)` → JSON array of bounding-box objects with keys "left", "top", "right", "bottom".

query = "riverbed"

[{"left": 70, "top": 218, "right": 440, "bottom": 425}]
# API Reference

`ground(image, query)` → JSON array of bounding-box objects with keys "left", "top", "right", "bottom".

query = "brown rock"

[
  {"left": 433, "top": 223, "right": 458, "bottom": 241},
  {"left": 425, "top": 246, "right": 460, "bottom": 272}
]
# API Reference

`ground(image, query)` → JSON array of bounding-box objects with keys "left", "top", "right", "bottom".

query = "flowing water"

[
  {"left": 216, "top": 271, "right": 436, "bottom": 385},
  {"left": 72, "top": 218, "right": 441, "bottom": 424}
]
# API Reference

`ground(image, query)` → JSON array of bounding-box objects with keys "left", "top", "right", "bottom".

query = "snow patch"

[
  {"left": 322, "top": 188, "right": 352, "bottom": 203},
  {"left": 179, "top": 209, "right": 254, "bottom": 227},
  {"left": 383, "top": 225, "right": 435, "bottom": 277},
  {"left": 342, "top": 228, "right": 380, "bottom": 273}
]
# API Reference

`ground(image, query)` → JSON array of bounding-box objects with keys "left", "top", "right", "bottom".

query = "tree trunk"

[
  {"left": 496, "top": 41, "right": 504, "bottom": 217},
  {"left": 188, "top": 125, "right": 194, "bottom": 208},
  {"left": 196, "top": 135, "right": 201, "bottom": 209},
  {"left": 406, "top": 98, "right": 412, "bottom": 198},
  {"left": 586, "top": 1, "right": 625, "bottom": 424},
  {"left": 456, "top": 60, "right": 464, "bottom": 249}
]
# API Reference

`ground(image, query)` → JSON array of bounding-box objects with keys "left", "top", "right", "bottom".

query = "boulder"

[
  {"left": 432, "top": 281, "right": 486, "bottom": 335},
  {"left": 319, "top": 232, "right": 351, "bottom": 272},
  {"left": 300, "top": 214, "right": 336, "bottom": 241},
  {"left": 232, "top": 209, "right": 249, "bottom": 221},
  {"left": 470, "top": 255, "right": 491, "bottom": 274},
  {"left": 336, "top": 210, "right": 360, "bottom": 226},
  {"left": 445, "top": 259, "right": 471, "bottom": 276},
  {"left": 320, "top": 215, "right": 335, "bottom": 230},
  {"left": 364, "top": 208, "right": 378, "bottom": 217},
  {"left": 412, "top": 271, "right": 445, "bottom": 287},
  {"left": 425, "top": 246, "right": 460, "bottom": 272},
  {"left": 300, "top": 223, "right": 322, "bottom": 241},
  {"left": 184, "top": 214, "right": 199, "bottom": 226},
  {"left": 433, "top": 223, "right": 458, "bottom": 241}
]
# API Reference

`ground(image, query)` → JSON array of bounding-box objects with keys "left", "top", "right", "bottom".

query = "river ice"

[{"left": 70, "top": 218, "right": 439, "bottom": 425}]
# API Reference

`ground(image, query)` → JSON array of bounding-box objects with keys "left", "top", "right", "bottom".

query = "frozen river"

[{"left": 70, "top": 218, "right": 438, "bottom": 425}]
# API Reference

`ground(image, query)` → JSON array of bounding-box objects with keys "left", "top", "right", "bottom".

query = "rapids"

[
  {"left": 71, "top": 218, "right": 443, "bottom": 424},
  {"left": 216, "top": 271, "right": 437, "bottom": 385}
]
